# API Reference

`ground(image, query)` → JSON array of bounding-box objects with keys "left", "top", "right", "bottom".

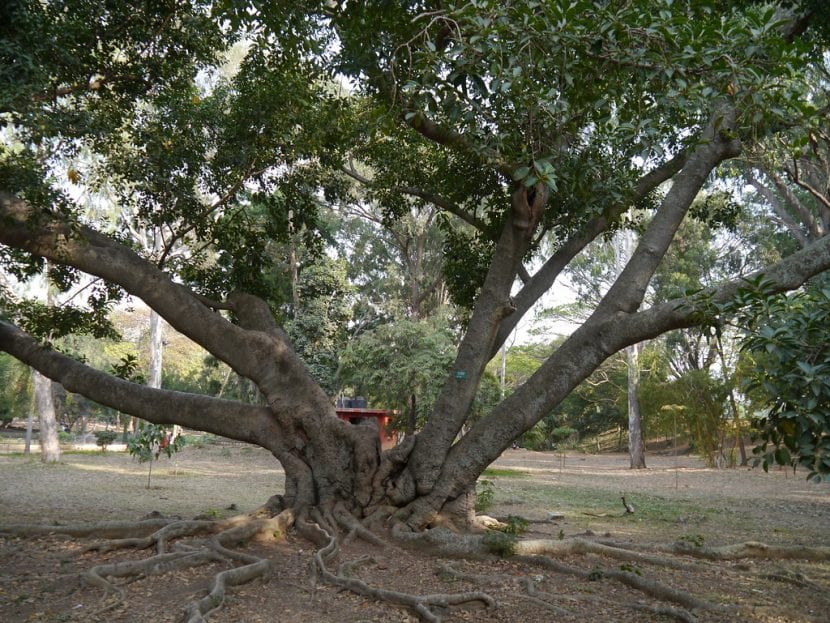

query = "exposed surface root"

[
  {"left": 665, "top": 541, "right": 830, "bottom": 562},
  {"left": 0, "top": 518, "right": 175, "bottom": 539},
  {"left": 437, "top": 563, "right": 575, "bottom": 616},
  {"left": 4, "top": 506, "right": 829, "bottom": 623},
  {"left": 182, "top": 552, "right": 271, "bottom": 623},
  {"left": 386, "top": 524, "right": 830, "bottom": 621},
  {"left": 312, "top": 523, "right": 495, "bottom": 622},
  {"left": 1, "top": 512, "right": 282, "bottom": 622},
  {"left": 516, "top": 536, "right": 706, "bottom": 571},
  {"left": 599, "top": 538, "right": 830, "bottom": 562},
  {"left": 438, "top": 562, "right": 702, "bottom": 622},
  {"left": 84, "top": 520, "right": 218, "bottom": 554}
]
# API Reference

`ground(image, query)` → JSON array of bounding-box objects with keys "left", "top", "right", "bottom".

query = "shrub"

[{"left": 94, "top": 430, "right": 118, "bottom": 452}]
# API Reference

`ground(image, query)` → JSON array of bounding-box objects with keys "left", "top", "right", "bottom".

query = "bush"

[
  {"left": 94, "top": 430, "right": 118, "bottom": 452},
  {"left": 482, "top": 531, "right": 518, "bottom": 557},
  {"left": 726, "top": 280, "right": 830, "bottom": 481},
  {"left": 475, "top": 478, "right": 495, "bottom": 513}
]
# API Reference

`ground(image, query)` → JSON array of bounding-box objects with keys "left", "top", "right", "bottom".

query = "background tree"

[
  {"left": 338, "top": 315, "right": 457, "bottom": 434},
  {"left": 0, "top": 353, "right": 28, "bottom": 428},
  {"left": 285, "top": 256, "right": 353, "bottom": 396}
]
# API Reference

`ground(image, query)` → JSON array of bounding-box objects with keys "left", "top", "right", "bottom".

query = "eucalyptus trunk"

[
  {"left": 626, "top": 344, "right": 646, "bottom": 469},
  {"left": 32, "top": 370, "right": 61, "bottom": 463},
  {"left": 148, "top": 310, "right": 164, "bottom": 390}
]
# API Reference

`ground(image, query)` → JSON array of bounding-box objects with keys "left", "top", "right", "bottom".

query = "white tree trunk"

[
  {"left": 33, "top": 370, "right": 61, "bottom": 463},
  {"left": 25, "top": 380, "right": 34, "bottom": 455},
  {"left": 148, "top": 309, "right": 164, "bottom": 389},
  {"left": 626, "top": 343, "right": 646, "bottom": 469},
  {"left": 613, "top": 222, "right": 646, "bottom": 469}
]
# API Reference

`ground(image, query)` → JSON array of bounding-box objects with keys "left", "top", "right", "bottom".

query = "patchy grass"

[
  {"left": 493, "top": 480, "right": 714, "bottom": 521},
  {"left": 481, "top": 467, "right": 530, "bottom": 478}
]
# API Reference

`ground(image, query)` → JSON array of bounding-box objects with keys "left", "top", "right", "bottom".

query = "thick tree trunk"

[{"left": 32, "top": 370, "right": 61, "bottom": 463}]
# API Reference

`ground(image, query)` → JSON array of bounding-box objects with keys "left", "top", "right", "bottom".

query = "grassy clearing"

[
  {"left": 478, "top": 472, "right": 760, "bottom": 544},
  {"left": 494, "top": 480, "right": 716, "bottom": 521}
]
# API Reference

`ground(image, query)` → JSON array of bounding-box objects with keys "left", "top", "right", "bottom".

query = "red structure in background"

[{"left": 336, "top": 408, "right": 397, "bottom": 448}]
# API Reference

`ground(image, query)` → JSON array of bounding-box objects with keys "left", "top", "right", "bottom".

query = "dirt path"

[{"left": 1, "top": 446, "right": 828, "bottom": 622}]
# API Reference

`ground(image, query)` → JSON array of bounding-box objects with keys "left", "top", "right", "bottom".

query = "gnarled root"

[
  {"left": 0, "top": 517, "right": 175, "bottom": 539},
  {"left": 182, "top": 548, "right": 271, "bottom": 623},
  {"left": 306, "top": 513, "right": 495, "bottom": 622},
  {"left": 2, "top": 510, "right": 291, "bottom": 622},
  {"left": 305, "top": 518, "right": 830, "bottom": 622},
  {"left": 314, "top": 537, "right": 495, "bottom": 622}
]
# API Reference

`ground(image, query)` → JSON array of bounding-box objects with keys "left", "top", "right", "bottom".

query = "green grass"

[
  {"left": 482, "top": 467, "right": 530, "bottom": 478},
  {"left": 488, "top": 480, "right": 728, "bottom": 527}
]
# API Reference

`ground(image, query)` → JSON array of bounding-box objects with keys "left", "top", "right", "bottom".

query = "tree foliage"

[
  {"left": 728, "top": 280, "right": 830, "bottom": 480},
  {"left": 285, "top": 257, "right": 353, "bottom": 395},
  {"left": 339, "top": 315, "right": 463, "bottom": 429},
  {"left": 127, "top": 424, "right": 185, "bottom": 488}
]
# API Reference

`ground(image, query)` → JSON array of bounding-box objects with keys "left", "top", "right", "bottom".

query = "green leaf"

[{"left": 512, "top": 166, "right": 530, "bottom": 181}]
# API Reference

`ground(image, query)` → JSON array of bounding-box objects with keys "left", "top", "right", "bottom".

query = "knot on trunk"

[{"left": 511, "top": 182, "right": 548, "bottom": 233}]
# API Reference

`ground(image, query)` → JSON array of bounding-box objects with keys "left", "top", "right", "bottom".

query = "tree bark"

[
  {"left": 407, "top": 183, "right": 548, "bottom": 494},
  {"left": 33, "top": 370, "right": 61, "bottom": 463},
  {"left": 612, "top": 214, "right": 646, "bottom": 469},
  {"left": 148, "top": 310, "right": 164, "bottom": 390},
  {"left": 626, "top": 344, "right": 646, "bottom": 469}
]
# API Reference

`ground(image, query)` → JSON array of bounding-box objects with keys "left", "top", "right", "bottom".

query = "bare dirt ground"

[{"left": 1, "top": 445, "right": 828, "bottom": 622}]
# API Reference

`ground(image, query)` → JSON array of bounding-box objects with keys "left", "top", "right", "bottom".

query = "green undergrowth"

[{"left": 482, "top": 467, "right": 530, "bottom": 478}]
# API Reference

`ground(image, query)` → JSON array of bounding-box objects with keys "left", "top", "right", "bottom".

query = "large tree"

[{"left": 2, "top": 1, "right": 830, "bottom": 619}]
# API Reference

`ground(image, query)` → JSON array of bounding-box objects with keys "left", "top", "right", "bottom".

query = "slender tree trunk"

[
  {"left": 33, "top": 262, "right": 62, "bottom": 463},
  {"left": 288, "top": 209, "right": 301, "bottom": 310},
  {"left": 500, "top": 341, "right": 507, "bottom": 399},
  {"left": 24, "top": 380, "right": 33, "bottom": 455},
  {"left": 406, "top": 393, "right": 417, "bottom": 436},
  {"left": 715, "top": 337, "right": 748, "bottom": 467},
  {"left": 148, "top": 310, "right": 164, "bottom": 389},
  {"left": 613, "top": 219, "right": 646, "bottom": 469},
  {"left": 33, "top": 370, "right": 61, "bottom": 462},
  {"left": 732, "top": 394, "right": 748, "bottom": 467},
  {"left": 626, "top": 344, "right": 646, "bottom": 469},
  {"left": 147, "top": 310, "right": 180, "bottom": 437}
]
